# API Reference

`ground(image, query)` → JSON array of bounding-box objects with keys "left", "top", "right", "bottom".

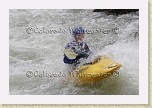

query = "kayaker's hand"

[
  {"left": 76, "top": 52, "right": 89, "bottom": 59},
  {"left": 82, "top": 53, "right": 89, "bottom": 59}
]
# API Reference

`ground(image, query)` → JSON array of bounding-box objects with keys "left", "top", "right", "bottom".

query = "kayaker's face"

[{"left": 75, "top": 34, "right": 84, "bottom": 41}]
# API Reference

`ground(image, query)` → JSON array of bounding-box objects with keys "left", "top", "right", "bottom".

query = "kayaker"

[{"left": 63, "top": 27, "right": 92, "bottom": 66}]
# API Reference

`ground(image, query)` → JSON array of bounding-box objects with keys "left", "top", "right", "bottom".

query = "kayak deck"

[{"left": 69, "top": 55, "right": 122, "bottom": 84}]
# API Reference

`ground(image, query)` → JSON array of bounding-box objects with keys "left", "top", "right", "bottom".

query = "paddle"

[
  {"left": 64, "top": 49, "right": 78, "bottom": 59},
  {"left": 64, "top": 49, "right": 101, "bottom": 65}
]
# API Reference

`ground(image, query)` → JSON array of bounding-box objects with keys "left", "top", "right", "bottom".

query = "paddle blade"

[{"left": 64, "top": 49, "right": 78, "bottom": 59}]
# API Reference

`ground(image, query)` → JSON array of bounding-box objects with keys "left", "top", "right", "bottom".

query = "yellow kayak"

[{"left": 70, "top": 55, "right": 122, "bottom": 84}]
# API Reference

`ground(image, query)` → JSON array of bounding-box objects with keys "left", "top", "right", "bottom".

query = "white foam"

[{"left": 9, "top": 9, "right": 140, "bottom": 95}]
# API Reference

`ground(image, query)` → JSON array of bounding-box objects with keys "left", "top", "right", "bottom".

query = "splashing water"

[{"left": 9, "top": 9, "right": 139, "bottom": 95}]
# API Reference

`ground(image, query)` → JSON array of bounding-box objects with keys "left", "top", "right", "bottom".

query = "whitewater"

[{"left": 9, "top": 9, "right": 139, "bottom": 95}]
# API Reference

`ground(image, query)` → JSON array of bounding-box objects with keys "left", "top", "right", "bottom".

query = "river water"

[{"left": 9, "top": 9, "right": 139, "bottom": 95}]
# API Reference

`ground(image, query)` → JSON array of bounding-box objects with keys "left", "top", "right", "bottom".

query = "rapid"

[{"left": 9, "top": 9, "right": 139, "bottom": 95}]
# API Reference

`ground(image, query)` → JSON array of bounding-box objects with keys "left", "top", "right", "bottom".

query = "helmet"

[{"left": 72, "top": 27, "right": 85, "bottom": 36}]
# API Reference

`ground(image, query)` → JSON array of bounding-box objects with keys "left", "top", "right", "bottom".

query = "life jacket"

[{"left": 63, "top": 40, "right": 90, "bottom": 64}]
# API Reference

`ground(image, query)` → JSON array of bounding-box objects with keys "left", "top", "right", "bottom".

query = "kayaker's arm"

[{"left": 64, "top": 49, "right": 88, "bottom": 60}]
